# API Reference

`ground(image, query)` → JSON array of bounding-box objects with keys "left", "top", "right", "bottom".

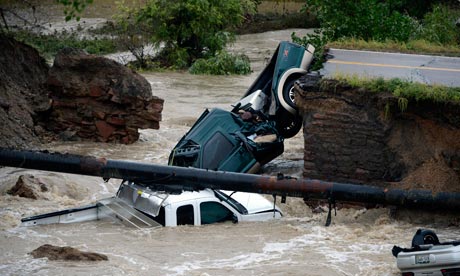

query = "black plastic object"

[{"left": 412, "top": 229, "right": 440, "bottom": 247}]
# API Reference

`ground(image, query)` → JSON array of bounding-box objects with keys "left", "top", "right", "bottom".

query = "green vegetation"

[
  {"left": 329, "top": 74, "right": 460, "bottom": 112},
  {"left": 56, "top": 0, "right": 94, "bottom": 21},
  {"left": 1, "top": 0, "right": 116, "bottom": 58},
  {"left": 12, "top": 30, "right": 118, "bottom": 59},
  {"left": 420, "top": 4, "right": 460, "bottom": 45},
  {"left": 117, "top": 0, "right": 256, "bottom": 72},
  {"left": 293, "top": 0, "right": 460, "bottom": 69},
  {"left": 189, "top": 51, "right": 251, "bottom": 75},
  {"left": 2, "top": 0, "right": 258, "bottom": 75}
]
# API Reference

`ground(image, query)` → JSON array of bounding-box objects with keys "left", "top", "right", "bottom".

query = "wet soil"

[{"left": 0, "top": 34, "right": 50, "bottom": 149}]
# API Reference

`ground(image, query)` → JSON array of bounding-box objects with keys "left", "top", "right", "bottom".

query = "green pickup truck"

[{"left": 169, "top": 41, "right": 315, "bottom": 173}]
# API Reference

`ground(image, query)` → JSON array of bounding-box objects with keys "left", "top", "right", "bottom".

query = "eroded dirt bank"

[
  {"left": 0, "top": 34, "right": 50, "bottom": 149},
  {"left": 296, "top": 75, "right": 460, "bottom": 192}
]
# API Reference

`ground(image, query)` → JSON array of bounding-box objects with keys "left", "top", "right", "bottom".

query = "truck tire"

[
  {"left": 281, "top": 77, "right": 299, "bottom": 112},
  {"left": 412, "top": 229, "right": 440, "bottom": 247},
  {"left": 276, "top": 111, "right": 302, "bottom": 139}
]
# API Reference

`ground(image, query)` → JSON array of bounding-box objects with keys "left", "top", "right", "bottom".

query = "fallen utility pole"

[{"left": 1, "top": 148, "right": 460, "bottom": 220}]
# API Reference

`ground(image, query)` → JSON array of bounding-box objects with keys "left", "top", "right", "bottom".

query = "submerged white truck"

[{"left": 21, "top": 181, "right": 282, "bottom": 228}]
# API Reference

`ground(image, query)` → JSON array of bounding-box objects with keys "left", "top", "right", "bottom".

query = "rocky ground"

[{"left": 0, "top": 34, "right": 163, "bottom": 148}]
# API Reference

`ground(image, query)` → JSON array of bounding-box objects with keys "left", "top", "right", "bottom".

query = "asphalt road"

[{"left": 321, "top": 49, "right": 460, "bottom": 87}]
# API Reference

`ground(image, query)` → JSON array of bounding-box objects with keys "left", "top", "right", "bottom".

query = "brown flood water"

[{"left": 0, "top": 28, "right": 459, "bottom": 275}]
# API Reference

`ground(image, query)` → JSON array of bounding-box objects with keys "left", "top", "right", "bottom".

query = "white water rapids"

[{"left": 0, "top": 29, "right": 459, "bottom": 276}]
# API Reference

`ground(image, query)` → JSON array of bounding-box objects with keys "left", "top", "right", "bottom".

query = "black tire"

[
  {"left": 411, "top": 229, "right": 440, "bottom": 247},
  {"left": 276, "top": 111, "right": 303, "bottom": 139}
]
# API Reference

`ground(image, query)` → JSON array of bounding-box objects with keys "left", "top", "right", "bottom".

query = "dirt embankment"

[
  {"left": 0, "top": 34, "right": 50, "bottom": 149},
  {"left": 296, "top": 75, "right": 460, "bottom": 193},
  {"left": 0, "top": 34, "right": 163, "bottom": 148}
]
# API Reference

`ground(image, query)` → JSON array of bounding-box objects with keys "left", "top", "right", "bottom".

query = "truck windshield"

[
  {"left": 202, "top": 132, "right": 233, "bottom": 170},
  {"left": 213, "top": 190, "right": 248, "bottom": 215}
]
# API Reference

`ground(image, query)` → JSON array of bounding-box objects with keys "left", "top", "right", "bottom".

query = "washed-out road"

[{"left": 322, "top": 48, "right": 460, "bottom": 87}]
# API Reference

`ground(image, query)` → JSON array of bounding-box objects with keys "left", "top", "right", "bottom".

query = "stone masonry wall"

[{"left": 295, "top": 75, "right": 460, "bottom": 191}]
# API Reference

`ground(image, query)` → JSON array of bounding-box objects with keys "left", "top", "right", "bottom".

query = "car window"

[
  {"left": 202, "top": 132, "right": 233, "bottom": 170},
  {"left": 170, "top": 141, "right": 200, "bottom": 167},
  {"left": 200, "top": 201, "right": 233, "bottom": 225},
  {"left": 176, "top": 204, "right": 194, "bottom": 225}
]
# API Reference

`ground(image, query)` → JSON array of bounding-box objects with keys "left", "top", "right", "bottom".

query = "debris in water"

[
  {"left": 30, "top": 244, "right": 108, "bottom": 261},
  {"left": 7, "top": 175, "right": 48, "bottom": 199}
]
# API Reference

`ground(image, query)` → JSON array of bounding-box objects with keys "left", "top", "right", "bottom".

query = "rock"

[
  {"left": 7, "top": 175, "right": 49, "bottom": 199},
  {"left": 0, "top": 37, "right": 164, "bottom": 146},
  {"left": 30, "top": 244, "right": 108, "bottom": 261},
  {"left": 45, "top": 48, "right": 164, "bottom": 144}
]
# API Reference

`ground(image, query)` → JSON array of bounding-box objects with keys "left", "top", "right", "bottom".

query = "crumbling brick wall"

[{"left": 295, "top": 75, "right": 460, "bottom": 191}]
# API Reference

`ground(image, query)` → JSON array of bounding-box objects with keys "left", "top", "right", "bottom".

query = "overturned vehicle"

[
  {"left": 393, "top": 229, "right": 460, "bottom": 276},
  {"left": 15, "top": 41, "right": 314, "bottom": 228},
  {"left": 169, "top": 41, "right": 315, "bottom": 173}
]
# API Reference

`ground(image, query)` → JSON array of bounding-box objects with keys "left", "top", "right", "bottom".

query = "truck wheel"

[
  {"left": 411, "top": 229, "right": 440, "bottom": 247},
  {"left": 276, "top": 113, "right": 302, "bottom": 139},
  {"left": 281, "top": 78, "right": 299, "bottom": 111}
]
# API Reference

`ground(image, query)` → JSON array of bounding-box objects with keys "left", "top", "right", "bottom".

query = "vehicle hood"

[{"left": 221, "top": 190, "right": 280, "bottom": 214}]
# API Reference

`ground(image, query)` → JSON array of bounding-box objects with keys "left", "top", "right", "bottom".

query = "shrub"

[
  {"left": 292, "top": 0, "right": 420, "bottom": 70},
  {"left": 418, "top": 4, "right": 460, "bottom": 45},
  {"left": 134, "top": 0, "right": 256, "bottom": 68},
  {"left": 303, "top": 0, "right": 419, "bottom": 42},
  {"left": 189, "top": 51, "right": 251, "bottom": 75}
]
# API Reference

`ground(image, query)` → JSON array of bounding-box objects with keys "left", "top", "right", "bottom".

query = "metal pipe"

[{"left": 1, "top": 147, "right": 460, "bottom": 210}]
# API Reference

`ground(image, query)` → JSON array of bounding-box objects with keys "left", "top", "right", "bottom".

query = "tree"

[
  {"left": 56, "top": 0, "right": 94, "bottom": 21},
  {"left": 134, "top": 0, "right": 256, "bottom": 68}
]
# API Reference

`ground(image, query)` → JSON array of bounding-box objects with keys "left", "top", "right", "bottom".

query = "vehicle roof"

[
  {"left": 161, "top": 189, "right": 277, "bottom": 214},
  {"left": 161, "top": 189, "right": 216, "bottom": 205}
]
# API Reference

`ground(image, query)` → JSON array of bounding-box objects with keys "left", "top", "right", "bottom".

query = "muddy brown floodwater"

[{"left": 1, "top": 29, "right": 459, "bottom": 276}]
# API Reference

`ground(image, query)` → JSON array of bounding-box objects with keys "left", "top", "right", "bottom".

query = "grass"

[
  {"left": 328, "top": 38, "right": 460, "bottom": 57},
  {"left": 11, "top": 30, "right": 121, "bottom": 60},
  {"left": 329, "top": 74, "right": 460, "bottom": 111}
]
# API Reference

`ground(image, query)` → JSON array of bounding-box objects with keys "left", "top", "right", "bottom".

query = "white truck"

[{"left": 21, "top": 181, "right": 282, "bottom": 228}]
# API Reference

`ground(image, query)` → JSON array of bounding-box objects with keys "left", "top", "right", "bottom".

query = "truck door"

[{"left": 199, "top": 201, "right": 235, "bottom": 225}]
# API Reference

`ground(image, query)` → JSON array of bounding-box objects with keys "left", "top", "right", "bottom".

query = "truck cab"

[{"left": 117, "top": 181, "right": 283, "bottom": 227}]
